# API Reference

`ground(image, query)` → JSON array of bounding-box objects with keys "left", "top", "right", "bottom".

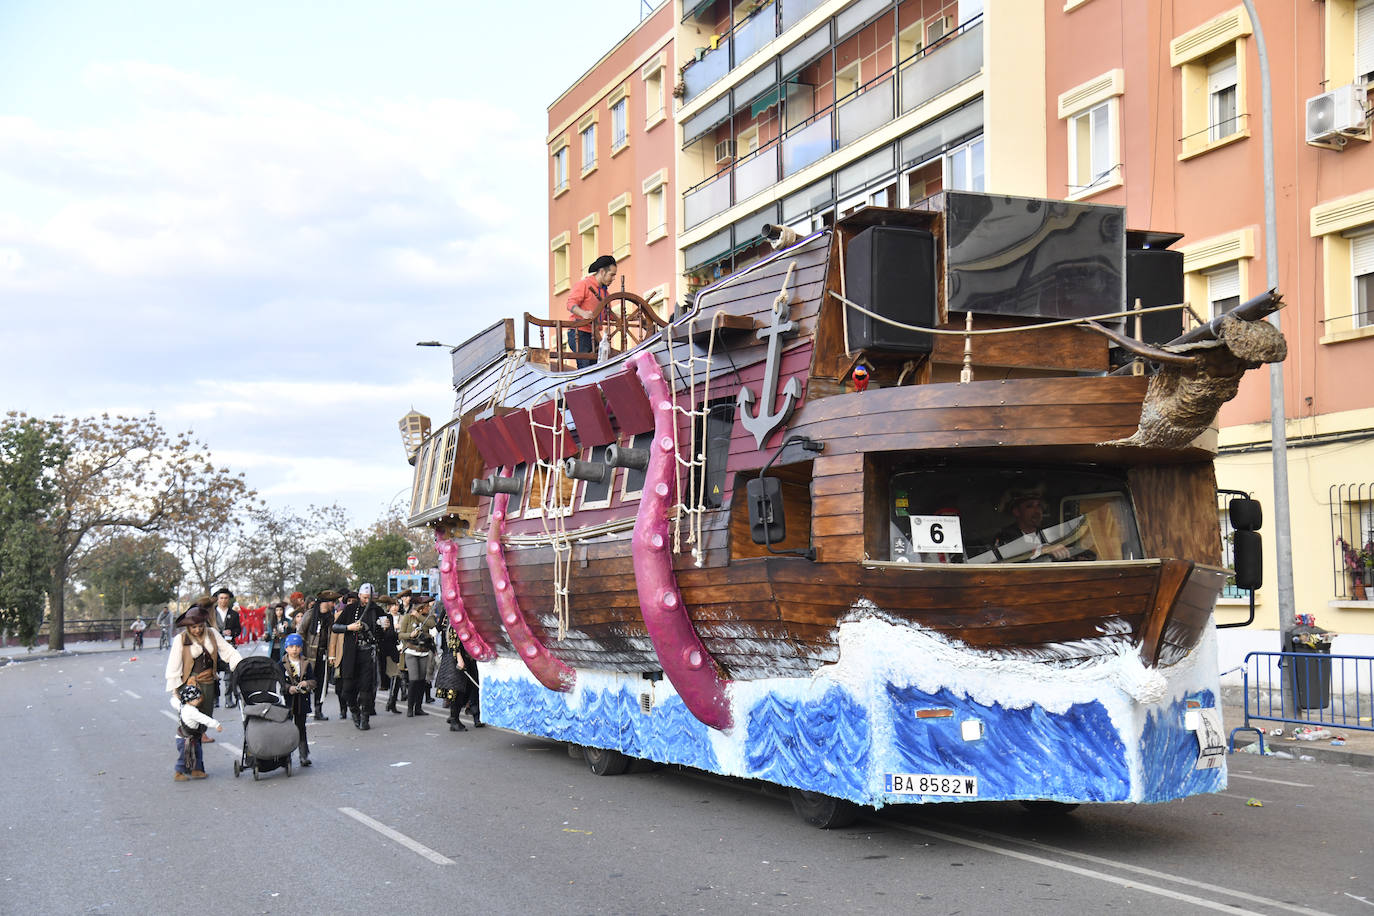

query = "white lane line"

[
  {"left": 1228, "top": 772, "right": 1315, "bottom": 788},
  {"left": 124, "top": 690, "right": 142, "bottom": 700},
  {"left": 338, "top": 807, "right": 453, "bottom": 865},
  {"left": 103, "top": 677, "right": 116, "bottom": 686},
  {"left": 921, "top": 817, "right": 1333, "bottom": 916},
  {"left": 888, "top": 821, "right": 1270, "bottom": 915}
]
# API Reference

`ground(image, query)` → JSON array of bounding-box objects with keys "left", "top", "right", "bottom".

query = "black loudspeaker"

[
  {"left": 845, "top": 226, "right": 936, "bottom": 353},
  {"left": 1125, "top": 248, "right": 1184, "bottom": 345}
]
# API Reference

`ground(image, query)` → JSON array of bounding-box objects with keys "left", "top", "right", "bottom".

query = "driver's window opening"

[{"left": 887, "top": 467, "right": 1143, "bottom": 564}]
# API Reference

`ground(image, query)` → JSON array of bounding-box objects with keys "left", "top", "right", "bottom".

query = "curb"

[{"left": 1231, "top": 735, "right": 1374, "bottom": 770}]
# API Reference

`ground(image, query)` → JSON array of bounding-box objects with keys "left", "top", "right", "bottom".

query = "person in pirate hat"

[
  {"left": 170, "top": 682, "right": 222, "bottom": 781},
  {"left": 295, "top": 590, "right": 339, "bottom": 720},
  {"left": 211, "top": 588, "right": 242, "bottom": 707},
  {"left": 164, "top": 601, "right": 242, "bottom": 773}
]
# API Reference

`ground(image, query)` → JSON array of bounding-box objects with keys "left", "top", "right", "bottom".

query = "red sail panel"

[
  {"left": 564, "top": 384, "right": 615, "bottom": 448},
  {"left": 600, "top": 368, "right": 656, "bottom": 436},
  {"left": 528, "top": 399, "right": 576, "bottom": 460},
  {"left": 495, "top": 410, "right": 538, "bottom": 465},
  {"left": 466, "top": 418, "right": 506, "bottom": 468}
]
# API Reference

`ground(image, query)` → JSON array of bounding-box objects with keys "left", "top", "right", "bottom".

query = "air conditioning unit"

[
  {"left": 714, "top": 139, "right": 736, "bottom": 164},
  {"left": 1306, "top": 84, "right": 1372, "bottom": 149},
  {"left": 926, "top": 15, "right": 951, "bottom": 44}
]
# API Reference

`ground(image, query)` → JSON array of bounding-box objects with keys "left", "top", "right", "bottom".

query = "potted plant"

[{"left": 1337, "top": 536, "right": 1374, "bottom": 599}]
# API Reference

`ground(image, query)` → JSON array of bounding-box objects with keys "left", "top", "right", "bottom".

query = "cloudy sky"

[{"left": 1, "top": 0, "right": 650, "bottom": 526}]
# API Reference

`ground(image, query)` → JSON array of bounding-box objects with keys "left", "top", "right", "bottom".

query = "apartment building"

[
  {"left": 1042, "top": 0, "right": 1374, "bottom": 649},
  {"left": 673, "top": 0, "right": 1046, "bottom": 295},
  {"left": 546, "top": 2, "right": 678, "bottom": 328}
]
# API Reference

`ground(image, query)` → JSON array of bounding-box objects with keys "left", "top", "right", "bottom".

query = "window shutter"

[
  {"left": 1352, "top": 232, "right": 1374, "bottom": 278},
  {"left": 1207, "top": 263, "right": 1240, "bottom": 301},
  {"left": 1357, "top": 0, "right": 1374, "bottom": 80},
  {"left": 1207, "top": 55, "right": 1237, "bottom": 94}
]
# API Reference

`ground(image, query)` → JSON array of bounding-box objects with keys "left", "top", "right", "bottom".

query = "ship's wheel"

[{"left": 598, "top": 291, "right": 668, "bottom": 353}]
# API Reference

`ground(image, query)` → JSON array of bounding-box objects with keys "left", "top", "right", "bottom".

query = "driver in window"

[{"left": 994, "top": 487, "right": 1071, "bottom": 561}]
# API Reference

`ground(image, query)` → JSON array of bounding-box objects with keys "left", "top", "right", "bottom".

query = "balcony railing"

[
  {"left": 682, "top": 4, "right": 786, "bottom": 105},
  {"left": 682, "top": 16, "right": 983, "bottom": 231}
]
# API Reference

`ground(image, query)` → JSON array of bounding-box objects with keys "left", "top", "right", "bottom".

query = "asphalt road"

[{"left": 1, "top": 648, "right": 1370, "bottom": 915}]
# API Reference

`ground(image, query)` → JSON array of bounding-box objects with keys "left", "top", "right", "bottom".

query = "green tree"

[
  {"left": 349, "top": 532, "right": 410, "bottom": 592},
  {"left": 0, "top": 414, "right": 68, "bottom": 646},
  {"left": 80, "top": 533, "right": 182, "bottom": 612},
  {"left": 295, "top": 549, "right": 350, "bottom": 597}
]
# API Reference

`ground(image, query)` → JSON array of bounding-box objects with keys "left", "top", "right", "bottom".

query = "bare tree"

[
  {"left": 238, "top": 506, "right": 308, "bottom": 600},
  {"left": 37, "top": 412, "right": 254, "bottom": 650}
]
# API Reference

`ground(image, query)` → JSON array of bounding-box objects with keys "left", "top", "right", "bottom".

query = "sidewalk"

[
  {"left": 0, "top": 639, "right": 134, "bottom": 665},
  {"left": 1224, "top": 702, "right": 1374, "bottom": 770}
]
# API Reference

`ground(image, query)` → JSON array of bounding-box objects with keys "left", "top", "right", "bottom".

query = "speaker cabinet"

[
  {"left": 844, "top": 226, "right": 936, "bottom": 353},
  {"left": 1125, "top": 248, "right": 1184, "bottom": 345}
]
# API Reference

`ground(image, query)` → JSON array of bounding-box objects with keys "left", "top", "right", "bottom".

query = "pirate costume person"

[
  {"left": 331, "top": 586, "right": 380, "bottom": 730},
  {"left": 398, "top": 595, "right": 438, "bottom": 718},
  {"left": 211, "top": 588, "right": 241, "bottom": 707},
  {"left": 163, "top": 602, "right": 242, "bottom": 777},
  {"left": 280, "top": 633, "right": 316, "bottom": 766},
  {"left": 295, "top": 590, "right": 337, "bottom": 720}
]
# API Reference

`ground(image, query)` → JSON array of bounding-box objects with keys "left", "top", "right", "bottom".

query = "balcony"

[
  {"left": 681, "top": 5, "right": 786, "bottom": 105},
  {"left": 681, "top": 16, "right": 983, "bottom": 232}
]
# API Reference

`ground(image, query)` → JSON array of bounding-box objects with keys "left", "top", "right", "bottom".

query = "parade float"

[{"left": 401, "top": 191, "right": 1285, "bottom": 826}]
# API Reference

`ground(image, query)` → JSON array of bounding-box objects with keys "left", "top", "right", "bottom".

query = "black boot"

[
  {"left": 471, "top": 708, "right": 484, "bottom": 728},
  {"left": 359, "top": 714, "right": 370, "bottom": 731},
  {"left": 414, "top": 682, "right": 429, "bottom": 715},
  {"left": 449, "top": 717, "right": 467, "bottom": 732},
  {"left": 352, "top": 708, "right": 361, "bottom": 729}
]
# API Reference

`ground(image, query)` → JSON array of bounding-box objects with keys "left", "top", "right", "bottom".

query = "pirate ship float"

[{"left": 403, "top": 191, "right": 1285, "bottom": 824}]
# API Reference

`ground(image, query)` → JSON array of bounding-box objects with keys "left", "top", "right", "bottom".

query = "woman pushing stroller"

[{"left": 164, "top": 600, "right": 243, "bottom": 780}]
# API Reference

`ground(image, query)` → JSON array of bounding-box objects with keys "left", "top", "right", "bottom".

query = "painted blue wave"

[
  {"left": 482, "top": 678, "right": 719, "bottom": 772},
  {"left": 885, "top": 685, "right": 1131, "bottom": 802},
  {"left": 1139, "top": 691, "right": 1224, "bottom": 802},
  {"left": 744, "top": 687, "right": 871, "bottom": 801}
]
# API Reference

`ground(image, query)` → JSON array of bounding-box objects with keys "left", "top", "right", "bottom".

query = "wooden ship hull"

[{"left": 405, "top": 193, "right": 1285, "bottom": 811}]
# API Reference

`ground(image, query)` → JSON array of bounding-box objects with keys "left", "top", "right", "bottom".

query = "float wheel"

[
  {"left": 789, "top": 789, "right": 860, "bottom": 829},
  {"left": 583, "top": 745, "right": 631, "bottom": 776}
]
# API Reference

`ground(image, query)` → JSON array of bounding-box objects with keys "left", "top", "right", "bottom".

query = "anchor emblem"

[{"left": 737, "top": 294, "right": 803, "bottom": 450}]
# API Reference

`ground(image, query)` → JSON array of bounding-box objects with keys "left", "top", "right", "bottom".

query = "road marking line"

[
  {"left": 921, "top": 817, "right": 1332, "bottom": 916},
  {"left": 1228, "top": 773, "right": 1315, "bottom": 788},
  {"left": 889, "top": 821, "right": 1275, "bottom": 915},
  {"left": 338, "top": 807, "right": 453, "bottom": 865},
  {"left": 124, "top": 690, "right": 141, "bottom": 700},
  {"left": 104, "top": 677, "right": 116, "bottom": 685}
]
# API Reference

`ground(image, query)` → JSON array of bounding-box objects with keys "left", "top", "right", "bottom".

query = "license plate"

[{"left": 886, "top": 773, "right": 979, "bottom": 796}]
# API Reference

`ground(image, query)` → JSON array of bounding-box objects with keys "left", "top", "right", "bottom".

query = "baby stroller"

[{"left": 228, "top": 655, "right": 299, "bottom": 780}]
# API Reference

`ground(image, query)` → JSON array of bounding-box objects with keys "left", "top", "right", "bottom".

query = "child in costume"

[
  {"left": 281, "top": 633, "right": 316, "bottom": 767},
  {"left": 171, "top": 683, "right": 222, "bottom": 781}
]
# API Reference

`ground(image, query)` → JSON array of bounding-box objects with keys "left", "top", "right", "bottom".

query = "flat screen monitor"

[{"left": 944, "top": 191, "right": 1125, "bottom": 320}]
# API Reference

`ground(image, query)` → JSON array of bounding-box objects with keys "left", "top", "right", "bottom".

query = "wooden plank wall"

[{"left": 1129, "top": 463, "right": 1223, "bottom": 566}]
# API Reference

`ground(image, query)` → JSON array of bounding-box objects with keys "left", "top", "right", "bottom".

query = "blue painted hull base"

[{"left": 481, "top": 618, "right": 1226, "bottom": 807}]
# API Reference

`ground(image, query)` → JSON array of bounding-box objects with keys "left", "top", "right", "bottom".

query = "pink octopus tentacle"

[
  {"left": 485, "top": 472, "right": 576, "bottom": 692},
  {"left": 434, "top": 529, "right": 496, "bottom": 662},
  {"left": 629, "top": 352, "right": 733, "bottom": 730}
]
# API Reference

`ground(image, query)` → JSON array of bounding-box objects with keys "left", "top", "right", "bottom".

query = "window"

[
  {"left": 1069, "top": 102, "right": 1112, "bottom": 193},
  {"left": 1205, "top": 263, "right": 1241, "bottom": 319},
  {"left": 1331, "top": 482, "right": 1374, "bottom": 599},
  {"left": 1207, "top": 52, "right": 1239, "bottom": 142},
  {"left": 835, "top": 61, "right": 860, "bottom": 102},
  {"left": 1180, "top": 228, "right": 1254, "bottom": 327},
  {"left": 526, "top": 461, "right": 575, "bottom": 519},
  {"left": 737, "top": 125, "right": 760, "bottom": 155},
  {"left": 688, "top": 398, "right": 735, "bottom": 509},
  {"left": 552, "top": 144, "right": 569, "bottom": 195},
  {"left": 1058, "top": 69, "right": 1123, "bottom": 197},
  {"left": 946, "top": 136, "right": 984, "bottom": 192},
  {"left": 1216, "top": 500, "right": 1245, "bottom": 599},
  {"left": 578, "top": 212, "right": 599, "bottom": 272},
  {"left": 642, "top": 56, "right": 666, "bottom": 128},
  {"left": 1171, "top": 7, "right": 1251, "bottom": 158},
  {"left": 551, "top": 232, "right": 571, "bottom": 295},
  {"left": 1353, "top": 230, "right": 1374, "bottom": 328},
  {"left": 898, "top": 22, "right": 923, "bottom": 63},
  {"left": 1310, "top": 192, "right": 1374, "bottom": 339},
  {"left": 886, "top": 466, "right": 1142, "bottom": 565},
  {"left": 1360, "top": 0, "right": 1374, "bottom": 81},
  {"left": 643, "top": 169, "right": 668, "bottom": 243},
  {"left": 609, "top": 193, "right": 631, "bottom": 260},
  {"left": 578, "top": 444, "right": 617, "bottom": 510},
  {"left": 581, "top": 123, "right": 597, "bottom": 173},
  {"left": 611, "top": 97, "right": 628, "bottom": 151},
  {"left": 501, "top": 464, "right": 528, "bottom": 516},
  {"left": 619, "top": 432, "right": 655, "bottom": 501}
]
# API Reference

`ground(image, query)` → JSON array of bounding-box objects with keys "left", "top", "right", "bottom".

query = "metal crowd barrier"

[{"left": 1228, "top": 650, "right": 1374, "bottom": 753}]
